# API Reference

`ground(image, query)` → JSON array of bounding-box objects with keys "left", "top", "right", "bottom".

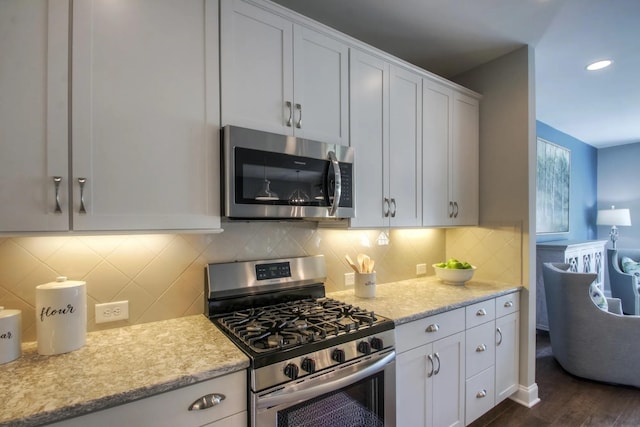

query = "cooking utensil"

[{"left": 345, "top": 255, "right": 360, "bottom": 273}]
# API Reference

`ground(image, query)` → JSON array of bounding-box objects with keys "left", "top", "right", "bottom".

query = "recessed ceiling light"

[{"left": 586, "top": 59, "right": 613, "bottom": 71}]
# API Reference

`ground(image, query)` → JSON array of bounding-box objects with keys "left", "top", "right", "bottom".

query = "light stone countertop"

[
  {"left": 2, "top": 277, "right": 521, "bottom": 427},
  {"left": 0, "top": 314, "right": 249, "bottom": 427},
  {"left": 328, "top": 276, "right": 523, "bottom": 325}
]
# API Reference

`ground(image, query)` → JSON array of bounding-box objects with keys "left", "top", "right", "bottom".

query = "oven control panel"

[
  {"left": 255, "top": 262, "right": 291, "bottom": 281},
  {"left": 252, "top": 329, "right": 395, "bottom": 392}
]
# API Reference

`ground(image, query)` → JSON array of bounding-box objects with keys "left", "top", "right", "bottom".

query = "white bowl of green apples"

[{"left": 432, "top": 259, "right": 476, "bottom": 285}]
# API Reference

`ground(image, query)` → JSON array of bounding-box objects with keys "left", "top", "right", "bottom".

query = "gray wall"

[
  {"left": 597, "top": 142, "right": 640, "bottom": 249},
  {"left": 454, "top": 45, "right": 539, "bottom": 407}
]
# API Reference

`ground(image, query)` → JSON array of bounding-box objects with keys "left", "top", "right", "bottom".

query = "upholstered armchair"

[
  {"left": 542, "top": 262, "right": 640, "bottom": 388},
  {"left": 607, "top": 249, "right": 640, "bottom": 315}
]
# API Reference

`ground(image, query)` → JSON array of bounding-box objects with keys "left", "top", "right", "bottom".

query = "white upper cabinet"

[
  {"left": 349, "top": 49, "right": 388, "bottom": 228},
  {"left": 0, "top": 0, "right": 69, "bottom": 233},
  {"left": 220, "top": 0, "right": 349, "bottom": 145},
  {"left": 388, "top": 65, "right": 422, "bottom": 227},
  {"left": 71, "top": 0, "right": 220, "bottom": 231},
  {"left": 423, "top": 78, "right": 479, "bottom": 226},
  {"left": 1, "top": 0, "right": 221, "bottom": 233},
  {"left": 350, "top": 48, "right": 421, "bottom": 228}
]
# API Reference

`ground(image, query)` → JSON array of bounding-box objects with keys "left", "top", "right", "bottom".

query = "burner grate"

[{"left": 216, "top": 298, "right": 383, "bottom": 353}]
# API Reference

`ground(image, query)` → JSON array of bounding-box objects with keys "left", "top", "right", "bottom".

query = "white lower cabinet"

[
  {"left": 396, "top": 292, "right": 520, "bottom": 427},
  {"left": 396, "top": 309, "right": 466, "bottom": 427},
  {"left": 48, "top": 371, "right": 247, "bottom": 427}
]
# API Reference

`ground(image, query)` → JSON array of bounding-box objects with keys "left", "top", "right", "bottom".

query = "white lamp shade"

[{"left": 596, "top": 208, "right": 631, "bottom": 226}]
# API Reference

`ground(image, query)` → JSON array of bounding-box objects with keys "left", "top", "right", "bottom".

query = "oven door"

[{"left": 252, "top": 350, "right": 395, "bottom": 427}]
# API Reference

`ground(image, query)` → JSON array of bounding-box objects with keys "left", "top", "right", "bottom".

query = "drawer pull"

[
  {"left": 504, "top": 300, "right": 514, "bottom": 308},
  {"left": 476, "top": 308, "right": 487, "bottom": 317},
  {"left": 475, "top": 344, "right": 487, "bottom": 353},
  {"left": 496, "top": 327, "right": 503, "bottom": 346},
  {"left": 476, "top": 389, "right": 487, "bottom": 399},
  {"left": 425, "top": 324, "right": 439, "bottom": 333},
  {"left": 188, "top": 393, "right": 226, "bottom": 411}
]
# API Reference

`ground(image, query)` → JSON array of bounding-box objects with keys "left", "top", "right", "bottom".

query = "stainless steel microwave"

[{"left": 221, "top": 125, "right": 355, "bottom": 220}]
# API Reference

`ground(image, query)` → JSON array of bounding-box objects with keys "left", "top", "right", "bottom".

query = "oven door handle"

[
  {"left": 256, "top": 350, "right": 395, "bottom": 409},
  {"left": 327, "top": 151, "right": 341, "bottom": 216}
]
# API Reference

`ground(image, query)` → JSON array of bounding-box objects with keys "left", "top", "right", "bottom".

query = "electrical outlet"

[
  {"left": 416, "top": 263, "right": 427, "bottom": 276},
  {"left": 344, "top": 272, "right": 355, "bottom": 287},
  {"left": 95, "top": 301, "right": 129, "bottom": 324}
]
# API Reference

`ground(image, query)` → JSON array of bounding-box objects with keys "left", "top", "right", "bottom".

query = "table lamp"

[{"left": 596, "top": 205, "right": 631, "bottom": 249}]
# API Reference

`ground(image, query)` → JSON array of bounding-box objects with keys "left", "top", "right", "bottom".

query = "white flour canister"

[
  {"left": 36, "top": 277, "right": 87, "bottom": 355},
  {"left": 0, "top": 307, "right": 21, "bottom": 364}
]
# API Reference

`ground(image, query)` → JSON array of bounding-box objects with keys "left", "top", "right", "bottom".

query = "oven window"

[{"left": 276, "top": 373, "right": 384, "bottom": 427}]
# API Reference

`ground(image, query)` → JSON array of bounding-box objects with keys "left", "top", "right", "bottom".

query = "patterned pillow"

[
  {"left": 621, "top": 256, "right": 640, "bottom": 279},
  {"left": 589, "top": 282, "right": 608, "bottom": 311}
]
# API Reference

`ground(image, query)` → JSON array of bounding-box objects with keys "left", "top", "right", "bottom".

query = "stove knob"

[
  {"left": 301, "top": 358, "right": 316, "bottom": 374},
  {"left": 357, "top": 341, "right": 371, "bottom": 355},
  {"left": 370, "top": 337, "right": 384, "bottom": 351},
  {"left": 332, "top": 348, "right": 346, "bottom": 364},
  {"left": 284, "top": 363, "right": 299, "bottom": 380}
]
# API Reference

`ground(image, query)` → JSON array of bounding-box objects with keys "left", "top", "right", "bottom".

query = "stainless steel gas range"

[{"left": 205, "top": 255, "right": 396, "bottom": 427}]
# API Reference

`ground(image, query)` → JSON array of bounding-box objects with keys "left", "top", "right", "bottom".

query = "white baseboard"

[{"left": 509, "top": 383, "right": 540, "bottom": 408}]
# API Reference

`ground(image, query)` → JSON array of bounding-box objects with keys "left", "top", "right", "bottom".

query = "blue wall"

[{"left": 536, "top": 121, "right": 598, "bottom": 243}]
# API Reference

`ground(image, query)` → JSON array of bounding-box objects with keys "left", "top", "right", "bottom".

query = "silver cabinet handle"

[
  {"left": 476, "top": 389, "right": 487, "bottom": 398},
  {"left": 476, "top": 308, "right": 487, "bottom": 317},
  {"left": 390, "top": 198, "right": 397, "bottom": 218},
  {"left": 53, "top": 176, "right": 63, "bottom": 214},
  {"left": 78, "top": 177, "right": 87, "bottom": 214},
  {"left": 295, "top": 103, "right": 302, "bottom": 128},
  {"left": 327, "top": 151, "right": 341, "bottom": 216},
  {"left": 188, "top": 393, "right": 225, "bottom": 411},
  {"left": 433, "top": 352, "right": 441, "bottom": 375},
  {"left": 383, "top": 198, "right": 390, "bottom": 217},
  {"left": 496, "top": 327, "right": 503, "bottom": 346},
  {"left": 285, "top": 101, "right": 293, "bottom": 127},
  {"left": 427, "top": 354, "right": 434, "bottom": 377},
  {"left": 475, "top": 344, "right": 487, "bottom": 353},
  {"left": 449, "top": 201, "right": 454, "bottom": 218},
  {"left": 453, "top": 201, "right": 459, "bottom": 218},
  {"left": 425, "top": 323, "right": 439, "bottom": 333},
  {"left": 504, "top": 300, "right": 514, "bottom": 308}
]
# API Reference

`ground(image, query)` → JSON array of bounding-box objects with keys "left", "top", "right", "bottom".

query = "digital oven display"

[{"left": 255, "top": 262, "right": 291, "bottom": 281}]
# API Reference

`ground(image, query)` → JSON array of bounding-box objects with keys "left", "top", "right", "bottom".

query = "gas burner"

[{"left": 215, "top": 298, "right": 386, "bottom": 354}]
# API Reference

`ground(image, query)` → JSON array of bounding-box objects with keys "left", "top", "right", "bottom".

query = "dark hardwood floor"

[{"left": 469, "top": 330, "right": 640, "bottom": 427}]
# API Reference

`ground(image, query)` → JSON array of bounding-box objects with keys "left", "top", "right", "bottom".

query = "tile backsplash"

[{"left": 0, "top": 221, "right": 521, "bottom": 342}]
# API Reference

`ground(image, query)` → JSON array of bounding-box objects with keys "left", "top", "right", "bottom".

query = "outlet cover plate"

[{"left": 95, "top": 301, "right": 129, "bottom": 323}]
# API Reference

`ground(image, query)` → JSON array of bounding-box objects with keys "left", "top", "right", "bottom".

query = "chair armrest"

[{"left": 607, "top": 298, "right": 623, "bottom": 315}]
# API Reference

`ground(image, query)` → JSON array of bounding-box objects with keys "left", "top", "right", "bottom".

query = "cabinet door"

[
  {"left": 349, "top": 49, "right": 389, "bottom": 228},
  {"left": 72, "top": 0, "right": 220, "bottom": 231},
  {"left": 422, "top": 79, "right": 452, "bottom": 226},
  {"left": 293, "top": 26, "right": 349, "bottom": 145},
  {"left": 396, "top": 343, "right": 429, "bottom": 427},
  {"left": 0, "top": 0, "right": 69, "bottom": 232},
  {"left": 428, "top": 332, "right": 465, "bottom": 427},
  {"left": 220, "top": 0, "right": 294, "bottom": 135},
  {"left": 451, "top": 92, "right": 479, "bottom": 225},
  {"left": 495, "top": 311, "right": 519, "bottom": 404},
  {"left": 389, "top": 66, "right": 422, "bottom": 227}
]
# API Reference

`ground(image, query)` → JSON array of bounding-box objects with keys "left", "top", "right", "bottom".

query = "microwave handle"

[{"left": 327, "top": 151, "right": 342, "bottom": 216}]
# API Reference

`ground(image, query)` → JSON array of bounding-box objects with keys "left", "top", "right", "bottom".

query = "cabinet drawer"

[
  {"left": 396, "top": 308, "right": 465, "bottom": 353},
  {"left": 466, "top": 299, "right": 496, "bottom": 328},
  {"left": 465, "top": 322, "right": 495, "bottom": 378},
  {"left": 50, "top": 371, "right": 247, "bottom": 427},
  {"left": 496, "top": 292, "right": 519, "bottom": 318},
  {"left": 465, "top": 366, "right": 495, "bottom": 425}
]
